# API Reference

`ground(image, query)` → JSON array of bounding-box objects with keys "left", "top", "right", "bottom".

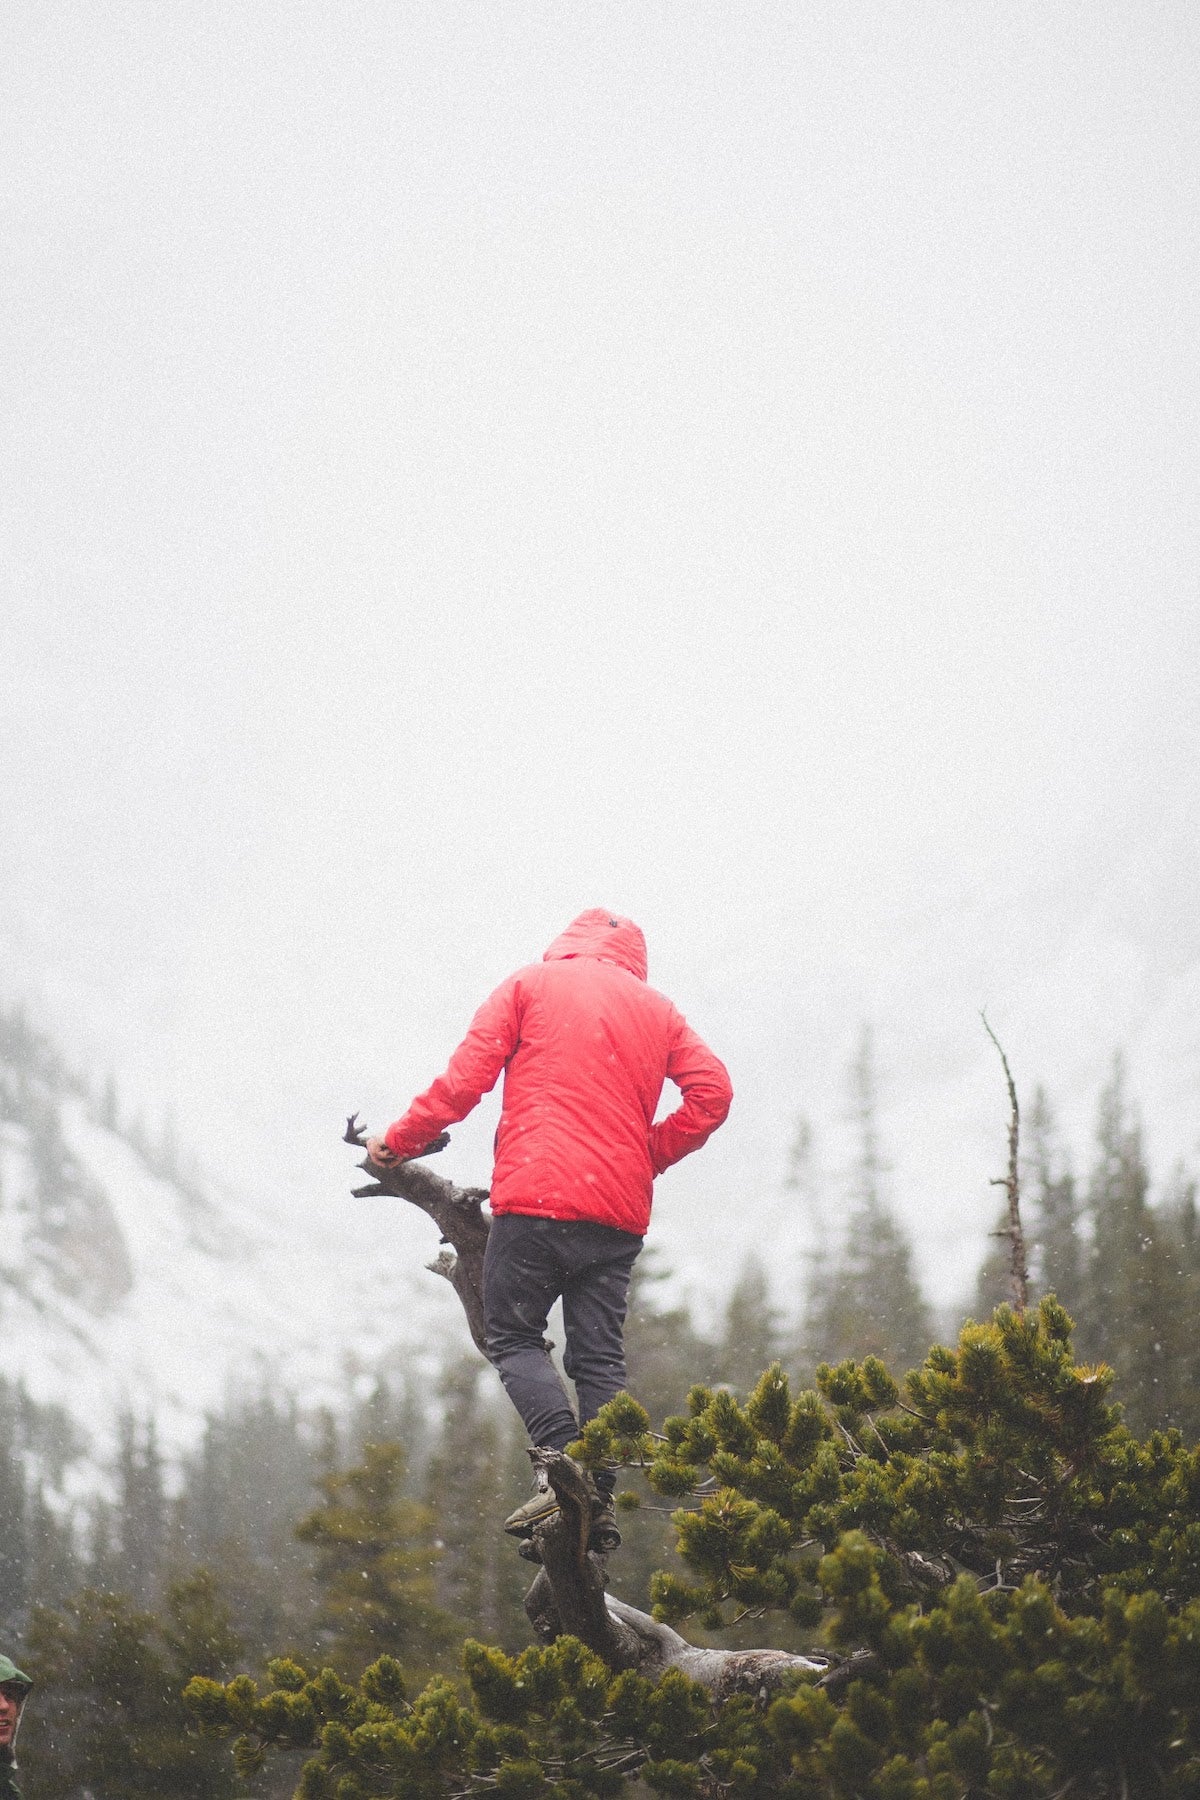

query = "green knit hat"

[{"left": 0, "top": 1658, "right": 30, "bottom": 1692}]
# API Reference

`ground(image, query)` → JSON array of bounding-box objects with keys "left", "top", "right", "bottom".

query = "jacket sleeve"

[
  {"left": 648, "top": 1013, "right": 733, "bottom": 1176},
  {"left": 382, "top": 975, "right": 523, "bottom": 1159}
]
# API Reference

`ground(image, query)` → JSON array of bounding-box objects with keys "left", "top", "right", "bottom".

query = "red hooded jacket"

[{"left": 382, "top": 910, "right": 732, "bottom": 1237}]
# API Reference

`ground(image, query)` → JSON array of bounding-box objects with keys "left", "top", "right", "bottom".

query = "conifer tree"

[
  {"left": 785, "top": 1114, "right": 819, "bottom": 1208},
  {"left": 1027, "top": 1083, "right": 1085, "bottom": 1314},
  {"left": 422, "top": 1356, "right": 530, "bottom": 1648},
  {"left": 972, "top": 1204, "right": 1013, "bottom": 1316},
  {"left": 1157, "top": 1166, "right": 1200, "bottom": 1440},
  {"left": 114, "top": 1414, "right": 168, "bottom": 1610},
  {"left": 803, "top": 1026, "right": 933, "bottom": 1373},
  {"left": 0, "top": 1422, "right": 28, "bottom": 1635},
  {"left": 25, "top": 1577, "right": 243, "bottom": 1799},
  {"left": 0, "top": 1379, "right": 86, "bottom": 1638},
  {"left": 190, "top": 1300, "right": 1200, "bottom": 1799},
  {"left": 348, "top": 1374, "right": 430, "bottom": 1475},
  {"left": 717, "top": 1252, "right": 786, "bottom": 1396},
  {"left": 174, "top": 1389, "right": 322, "bottom": 1660},
  {"left": 24, "top": 1481, "right": 80, "bottom": 1618},
  {"left": 972, "top": 1068, "right": 1200, "bottom": 1440},
  {"left": 621, "top": 1253, "right": 717, "bottom": 1425},
  {"left": 1081, "top": 1055, "right": 1178, "bottom": 1434},
  {"left": 85, "top": 1495, "right": 126, "bottom": 1603},
  {"left": 295, "top": 1440, "right": 457, "bottom": 1682},
  {"left": 975, "top": 1084, "right": 1082, "bottom": 1318}
]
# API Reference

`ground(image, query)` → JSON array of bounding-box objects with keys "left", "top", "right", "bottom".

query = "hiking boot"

[
  {"left": 588, "top": 1494, "right": 622, "bottom": 1554},
  {"left": 503, "top": 1453, "right": 621, "bottom": 1546},
  {"left": 513, "top": 1504, "right": 621, "bottom": 1565},
  {"left": 506, "top": 1488, "right": 622, "bottom": 1558},
  {"left": 503, "top": 1465, "right": 562, "bottom": 1537}
]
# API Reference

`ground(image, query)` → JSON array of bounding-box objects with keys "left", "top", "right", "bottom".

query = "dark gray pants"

[{"left": 483, "top": 1213, "right": 642, "bottom": 1500}]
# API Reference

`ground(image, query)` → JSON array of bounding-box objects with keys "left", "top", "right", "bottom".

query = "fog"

[{"left": 3, "top": 2, "right": 1197, "bottom": 1305}]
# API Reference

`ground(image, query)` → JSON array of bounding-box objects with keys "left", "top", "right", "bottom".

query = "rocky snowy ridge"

[{"left": 0, "top": 1011, "right": 458, "bottom": 1459}]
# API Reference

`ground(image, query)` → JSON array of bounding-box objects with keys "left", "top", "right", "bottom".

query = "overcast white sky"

[{"left": 2, "top": 2, "right": 1198, "bottom": 1304}]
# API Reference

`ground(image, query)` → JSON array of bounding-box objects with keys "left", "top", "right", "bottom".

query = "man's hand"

[{"left": 362, "top": 1130, "right": 450, "bottom": 1167}]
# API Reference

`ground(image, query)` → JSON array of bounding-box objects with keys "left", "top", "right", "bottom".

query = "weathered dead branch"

[
  {"left": 981, "top": 1017, "right": 1028, "bottom": 1312},
  {"left": 347, "top": 1113, "right": 491, "bottom": 1354}
]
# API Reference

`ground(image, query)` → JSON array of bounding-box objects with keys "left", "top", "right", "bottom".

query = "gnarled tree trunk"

[{"left": 347, "top": 1123, "right": 829, "bottom": 1696}]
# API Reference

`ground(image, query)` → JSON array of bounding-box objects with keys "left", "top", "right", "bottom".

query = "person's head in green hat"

[{"left": 0, "top": 1657, "right": 31, "bottom": 1769}]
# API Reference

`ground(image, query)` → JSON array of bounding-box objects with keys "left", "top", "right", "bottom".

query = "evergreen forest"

[{"left": 3, "top": 1033, "right": 1200, "bottom": 1796}]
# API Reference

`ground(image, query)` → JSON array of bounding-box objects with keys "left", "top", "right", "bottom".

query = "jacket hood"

[{"left": 543, "top": 910, "right": 648, "bottom": 981}]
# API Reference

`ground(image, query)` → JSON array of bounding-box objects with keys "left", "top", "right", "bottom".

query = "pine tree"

[
  {"left": 24, "top": 1577, "right": 243, "bottom": 1799},
  {"left": 1081, "top": 1055, "right": 1176, "bottom": 1434},
  {"left": 784, "top": 1112, "right": 825, "bottom": 1289},
  {"left": 785, "top": 1114, "right": 819, "bottom": 1208},
  {"left": 0, "top": 1380, "right": 86, "bottom": 1638},
  {"left": 972, "top": 1205, "right": 1013, "bottom": 1316},
  {"left": 114, "top": 1414, "right": 167, "bottom": 1610},
  {"left": 716, "top": 1252, "right": 786, "bottom": 1396},
  {"left": 174, "top": 1389, "right": 322, "bottom": 1661},
  {"left": 295, "top": 1440, "right": 457, "bottom": 1681},
  {"left": 0, "top": 1410, "right": 28, "bottom": 1636},
  {"left": 24, "top": 1480, "right": 80, "bottom": 1618},
  {"left": 86, "top": 1495, "right": 128, "bottom": 1602},
  {"left": 622, "top": 1252, "right": 717, "bottom": 1426},
  {"left": 1027, "top": 1083, "right": 1085, "bottom": 1315},
  {"left": 348, "top": 1372, "right": 430, "bottom": 1475},
  {"left": 971, "top": 1068, "right": 1200, "bottom": 1440},
  {"left": 189, "top": 1301, "right": 1200, "bottom": 1800},
  {"left": 803, "top": 1026, "right": 933, "bottom": 1374},
  {"left": 785, "top": 1113, "right": 836, "bottom": 1370},
  {"left": 1158, "top": 1165, "right": 1200, "bottom": 1439},
  {"left": 422, "top": 1356, "right": 530, "bottom": 1647}
]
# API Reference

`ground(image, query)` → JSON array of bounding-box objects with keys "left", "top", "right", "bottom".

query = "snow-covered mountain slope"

[{"left": 0, "top": 1010, "right": 462, "bottom": 1457}]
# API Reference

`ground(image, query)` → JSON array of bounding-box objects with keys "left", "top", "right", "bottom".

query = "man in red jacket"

[{"left": 366, "top": 909, "right": 732, "bottom": 1552}]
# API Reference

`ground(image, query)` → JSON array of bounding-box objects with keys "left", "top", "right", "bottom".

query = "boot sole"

[{"left": 502, "top": 1497, "right": 562, "bottom": 1537}]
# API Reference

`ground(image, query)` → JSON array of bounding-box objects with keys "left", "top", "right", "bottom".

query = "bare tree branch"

[
  {"left": 347, "top": 1121, "right": 491, "bottom": 1355},
  {"left": 981, "top": 1015, "right": 1028, "bottom": 1313}
]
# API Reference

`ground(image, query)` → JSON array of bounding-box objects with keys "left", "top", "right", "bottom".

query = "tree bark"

[{"left": 350, "top": 1136, "right": 491, "bottom": 1355}]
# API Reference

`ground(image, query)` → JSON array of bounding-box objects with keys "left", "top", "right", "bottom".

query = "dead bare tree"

[
  {"left": 980, "top": 1016, "right": 1028, "bottom": 1313},
  {"left": 343, "top": 1115, "right": 829, "bottom": 1697},
  {"left": 345, "top": 1115, "right": 490, "bottom": 1352}
]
